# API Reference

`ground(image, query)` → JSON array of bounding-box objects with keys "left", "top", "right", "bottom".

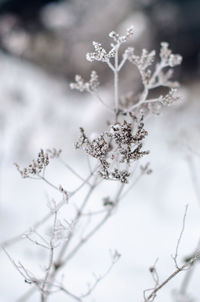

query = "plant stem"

[{"left": 114, "top": 45, "right": 119, "bottom": 120}]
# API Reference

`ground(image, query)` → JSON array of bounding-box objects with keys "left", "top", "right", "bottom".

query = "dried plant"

[
  {"left": 71, "top": 25, "right": 182, "bottom": 117},
  {"left": 1, "top": 25, "right": 196, "bottom": 302},
  {"left": 75, "top": 116, "right": 149, "bottom": 183}
]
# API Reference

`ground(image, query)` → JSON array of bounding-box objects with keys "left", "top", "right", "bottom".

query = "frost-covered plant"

[
  {"left": 75, "top": 116, "right": 149, "bottom": 183},
  {"left": 2, "top": 26, "right": 195, "bottom": 302},
  {"left": 15, "top": 149, "right": 50, "bottom": 178},
  {"left": 71, "top": 26, "right": 182, "bottom": 118},
  {"left": 70, "top": 26, "right": 182, "bottom": 183}
]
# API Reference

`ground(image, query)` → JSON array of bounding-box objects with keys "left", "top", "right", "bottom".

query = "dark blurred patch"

[
  {"left": 143, "top": 0, "right": 200, "bottom": 80},
  {"left": 0, "top": 0, "right": 64, "bottom": 27},
  {"left": 0, "top": 0, "right": 198, "bottom": 83}
]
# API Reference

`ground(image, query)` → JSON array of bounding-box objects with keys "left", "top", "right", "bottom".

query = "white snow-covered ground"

[{"left": 0, "top": 53, "right": 200, "bottom": 302}]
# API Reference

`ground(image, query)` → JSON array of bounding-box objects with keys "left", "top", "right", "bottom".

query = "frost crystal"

[{"left": 109, "top": 26, "right": 134, "bottom": 44}]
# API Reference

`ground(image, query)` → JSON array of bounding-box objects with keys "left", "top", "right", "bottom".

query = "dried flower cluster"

[
  {"left": 109, "top": 26, "right": 134, "bottom": 44},
  {"left": 15, "top": 148, "right": 62, "bottom": 178},
  {"left": 70, "top": 70, "right": 99, "bottom": 92},
  {"left": 125, "top": 47, "right": 156, "bottom": 85},
  {"left": 71, "top": 26, "right": 182, "bottom": 117},
  {"left": 160, "top": 42, "right": 182, "bottom": 67},
  {"left": 125, "top": 42, "right": 182, "bottom": 87},
  {"left": 86, "top": 26, "right": 134, "bottom": 63},
  {"left": 76, "top": 115, "right": 148, "bottom": 183},
  {"left": 15, "top": 149, "right": 49, "bottom": 178}
]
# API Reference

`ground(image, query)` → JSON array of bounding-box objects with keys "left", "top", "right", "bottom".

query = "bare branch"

[{"left": 172, "top": 204, "right": 189, "bottom": 268}]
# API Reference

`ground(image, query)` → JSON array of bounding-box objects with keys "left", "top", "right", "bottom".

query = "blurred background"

[{"left": 0, "top": 1, "right": 200, "bottom": 302}]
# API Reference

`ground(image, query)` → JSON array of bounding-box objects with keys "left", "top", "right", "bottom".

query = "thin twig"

[
  {"left": 41, "top": 206, "right": 58, "bottom": 302},
  {"left": 114, "top": 44, "right": 120, "bottom": 118},
  {"left": 0, "top": 168, "right": 97, "bottom": 249},
  {"left": 179, "top": 238, "right": 200, "bottom": 295},
  {"left": 145, "top": 252, "right": 200, "bottom": 302},
  {"left": 173, "top": 204, "right": 189, "bottom": 268}
]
